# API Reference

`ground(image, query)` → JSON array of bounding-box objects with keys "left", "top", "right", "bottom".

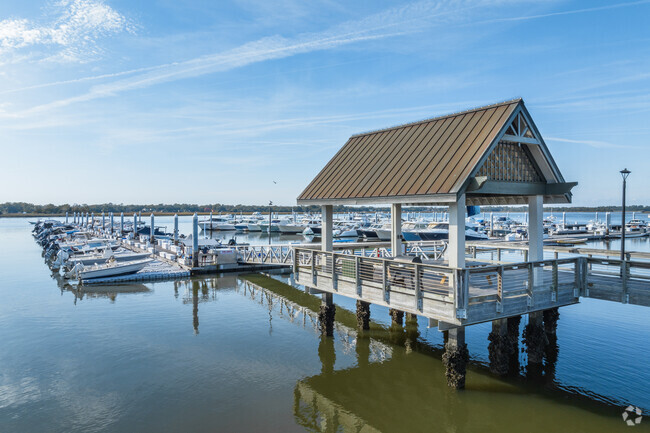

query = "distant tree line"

[{"left": 1, "top": 202, "right": 648, "bottom": 216}]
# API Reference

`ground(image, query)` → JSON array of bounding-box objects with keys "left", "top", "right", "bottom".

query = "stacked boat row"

[{"left": 33, "top": 220, "right": 153, "bottom": 282}]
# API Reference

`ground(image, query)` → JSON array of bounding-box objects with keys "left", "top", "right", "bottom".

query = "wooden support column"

[
  {"left": 488, "top": 318, "right": 511, "bottom": 376},
  {"left": 356, "top": 300, "right": 370, "bottom": 330},
  {"left": 391, "top": 203, "right": 404, "bottom": 256},
  {"left": 523, "top": 311, "right": 546, "bottom": 367},
  {"left": 528, "top": 195, "right": 544, "bottom": 261},
  {"left": 448, "top": 194, "right": 466, "bottom": 270},
  {"left": 389, "top": 309, "right": 404, "bottom": 326},
  {"left": 321, "top": 205, "right": 333, "bottom": 253},
  {"left": 442, "top": 327, "right": 469, "bottom": 389},
  {"left": 318, "top": 292, "right": 335, "bottom": 336},
  {"left": 528, "top": 195, "right": 544, "bottom": 286}
]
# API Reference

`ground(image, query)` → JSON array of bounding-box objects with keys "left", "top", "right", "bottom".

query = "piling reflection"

[{"left": 238, "top": 275, "right": 633, "bottom": 433}]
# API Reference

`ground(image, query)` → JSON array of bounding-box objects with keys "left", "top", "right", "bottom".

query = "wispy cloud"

[
  {"left": 475, "top": 0, "right": 650, "bottom": 24},
  {"left": 545, "top": 137, "right": 626, "bottom": 149},
  {"left": 0, "top": 0, "right": 134, "bottom": 63},
  {"left": 11, "top": 0, "right": 532, "bottom": 116}
]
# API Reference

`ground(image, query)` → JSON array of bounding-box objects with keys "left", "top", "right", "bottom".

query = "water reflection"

[
  {"left": 51, "top": 272, "right": 151, "bottom": 304},
  {"left": 239, "top": 275, "right": 644, "bottom": 432}
]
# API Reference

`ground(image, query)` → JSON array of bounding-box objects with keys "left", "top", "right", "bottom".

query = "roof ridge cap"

[{"left": 350, "top": 98, "right": 522, "bottom": 138}]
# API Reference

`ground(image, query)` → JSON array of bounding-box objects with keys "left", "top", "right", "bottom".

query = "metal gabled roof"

[{"left": 298, "top": 99, "right": 522, "bottom": 204}]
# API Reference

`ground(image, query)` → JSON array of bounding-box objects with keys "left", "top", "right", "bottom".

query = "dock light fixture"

[{"left": 620, "top": 169, "right": 631, "bottom": 271}]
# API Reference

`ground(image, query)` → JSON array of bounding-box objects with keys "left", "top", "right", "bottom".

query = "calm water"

[{"left": 1, "top": 217, "right": 649, "bottom": 432}]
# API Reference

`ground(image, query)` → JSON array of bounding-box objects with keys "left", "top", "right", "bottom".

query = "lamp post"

[
  {"left": 620, "top": 168, "right": 631, "bottom": 269},
  {"left": 268, "top": 201, "right": 273, "bottom": 245}
]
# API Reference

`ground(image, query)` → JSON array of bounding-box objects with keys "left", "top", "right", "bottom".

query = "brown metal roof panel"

[
  {"left": 340, "top": 126, "right": 412, "bottom": 199},
  {"left": 313, "top": 133, "right": 377, "bottom": 199},
  {"left": 425, "top": 109, "right": 493, "bottom": 194},
  {"left": 450, "top": 102, "right": 519, "bottom": 193},
  {"left": 336, "top": 127, "right": 405, "bottom": 199},
  {"left": 363, "top": 121, "right": 434, "bottom": 198},
  {"left": 352, "top": 124, "right": 420, "bottom": 198},
  {"left": 410, "top": 109, "right": 480, "bottom": 195},
  {"left": 438, "top": 103, "right": 512, "bottom": 194},
  {"left": 379, "top": 118, "right": 445, "bottom": 197},
  {"left": 298, "top": 135, "right": 361, "bottom": 200},
  {"left": 401, "top": 114, "right": 466, "bottom": 196},
  {"left": 434, "top": 104, "right": 510, "bottom": 194},
  {"left": 331, "top": 127, "right": 401, "bottom": 199},
  {"left": 309, "top": 132, "right": 379, "bottom": 199}
]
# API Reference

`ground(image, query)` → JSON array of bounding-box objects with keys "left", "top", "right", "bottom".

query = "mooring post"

[
  {"left": 150, "top": 213, "right": 155, "bottom": 244},
  {"left": 543, "top": 307, "right": 560, "bottom": 336},
  {"left": 65, "top": 211, "right": 69, "bottom": 224},
  {"left": 490, "top": 212, "right": 494, "bottom": 237},
  {"left": 442, "top": 327, "right": 469, "bottom": 389},
  {"left": 318, "top": 292, "right": 335, "bottom": 336},
  {"left": 605, "top": 212, "right": 611, "bottom": 236},
  {"left": 192, "top": 213, "right": 199, "bottom": 268},
  {"left": 101, "top": 212, "right": 105, "bottom": 231},
  {"left": 110, "top": 212, "right": 114, "bottom": 235},
  {"left": 356, "top": 300, "right": 370, "bottom": 330},
  {"left": 507, "top": 315, "right": 522, "bottom": 374},
  {"left": 523, "top": 311, "right": 547, "bottom": 368},
  {"left": 91, "top": 212, "right": 95, "bottom": 229},
  {"left": 488, "top": 318, "right": 511, "bottom": 376},
  {"left": 133, "top": 213, "right": 138, "bottom": 240},
  {"left": 120, "top": 212, "right": 124, "bottom": 235},
  {"left": 173, "top": 214, "right": 179, "bottom": 245},
  {"left": 210, "top": 210, "right": 213, "bottom": 232},
  {"left": 389, "top": 308, "right": 404, "bottom": 326}
]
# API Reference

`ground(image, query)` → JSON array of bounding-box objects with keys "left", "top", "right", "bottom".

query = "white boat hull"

[
  {"left": 78, "top": 259, "right": 153, "bottom": 280},
  {"left": 69, "top": 252, "right": 151, "bottom": 266}
]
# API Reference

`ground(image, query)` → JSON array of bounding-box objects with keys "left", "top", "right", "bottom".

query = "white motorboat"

[
  {"left": 68, "top": 258, "right": 153, "bottom": 281},
  {"left": 199, "top": 216, "right": 236, "bottom": 231},
  {"left": 277, "top": 222, "right": 307, "bottom": 234},
  {"left": 334, "top": 224, "right": 360, "bottom": 238},
  {"left": 68, "top": 250, "right": 152, "bottom": 266}
]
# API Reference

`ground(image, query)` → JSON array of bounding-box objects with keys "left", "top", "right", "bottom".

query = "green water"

[{"left": 0, "top": 218, "right": 648, "bottom": 432}]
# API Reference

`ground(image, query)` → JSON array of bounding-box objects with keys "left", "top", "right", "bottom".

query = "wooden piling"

[{"left": 442, "top": 327, "right": 469, "bottom": 389}]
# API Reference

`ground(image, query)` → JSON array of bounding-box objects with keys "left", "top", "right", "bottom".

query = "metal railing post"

[
  {"left": 454, "top": 269, "right": 468, "bottom": 319},
  {"left": 355, "top": 255, "right": 362, "bottom": 296},
  {"left": 552, "top": 260, "right": 558, "bottom": 301},
  {"left": 527, "top": 262, "right": 534, "bottom": 307},
  {"left": 311, "top": 250, "right": 316, "bottom": 286},
  {"left": 496, "top": 266, "right": 503, "bottom": 313},
  {"left": 331, "top": 252, "right": 338, "bottom": 291},
  {"left": 293, "top": 248, "right": 298, "bottom": 274},
  {"left": 414, "top": 263, "right": 422, "bottom": 311},
  {"left": 382, "top": 260, "right": 389, "bottom": 303}
]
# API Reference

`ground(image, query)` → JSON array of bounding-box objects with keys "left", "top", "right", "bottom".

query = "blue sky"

[{"left": 0, "top": 0, "right": 648, "bottom": 206}]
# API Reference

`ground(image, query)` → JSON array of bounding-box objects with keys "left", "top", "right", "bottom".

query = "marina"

[
  {"left": 1, "top": 216, "right": 649, "bottom": 432},
  {"left": 3, "top": 0, "right": 650, "bottom": 431},
  {"left": 25, "top": 100, "right": 650, "bottom": 401}
]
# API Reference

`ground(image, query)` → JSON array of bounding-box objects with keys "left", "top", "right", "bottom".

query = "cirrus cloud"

[{"left": 0, "top": 0, "right": 134, "bottom": 63}]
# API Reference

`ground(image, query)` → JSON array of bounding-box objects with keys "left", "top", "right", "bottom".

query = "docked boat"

[
  {"left": 277, "top": 221, "right": 307, "bottom": 234},
  {"left": 417, "top": 222, "right": 489, "bottom": 241},
  {"left": 67, "top": 258, "right": 153, "bottom": 281},
  {"left": 199, "top": 216, "right": 236, "bottom": 231},
  {"left": 68, "top": 250, "right": 152, "bottom": 266}
]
